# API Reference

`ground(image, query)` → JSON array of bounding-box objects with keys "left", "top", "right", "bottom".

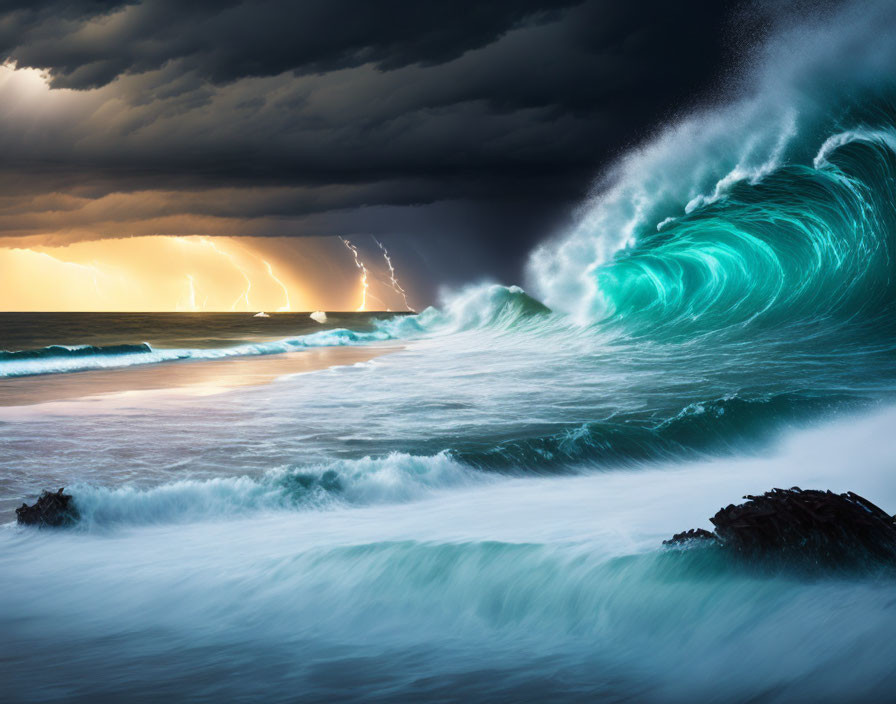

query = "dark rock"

[
  {"left": 663, "top": 528, "right": 718, "bottom": 545},
  {"left": 15, "top": 488, "right": 79, "bottom": 528},
  {"left": 665, "top": 487, "right": 896, "bottom": 564}
]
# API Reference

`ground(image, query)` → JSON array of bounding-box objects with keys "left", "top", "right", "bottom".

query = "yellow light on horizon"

[{"left": 0, "top": 236, "right": 330, "bottom": 312}]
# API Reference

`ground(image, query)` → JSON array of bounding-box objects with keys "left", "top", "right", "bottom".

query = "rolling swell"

[
  {"left": 0, "top": 343, "right": 153, "bottom": 361},
  {"left": 453, "top": 391, "right": 870, "bottom": 471}
]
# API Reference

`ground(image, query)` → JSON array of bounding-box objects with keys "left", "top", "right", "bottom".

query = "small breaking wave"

[
  {"left": 379, "top": 284, "right": 553, "bottom": 339},
  {"left": 0, "top": 343, "right": 153, "bottom": 361},
  {"left": 0, "top": 328, "right": 393, "bottom": 378},
  {"left": 64, "top": 451, "right": 475, "bottom": 529},
  {"left": 0, "top": 285, "right": 554, "bottom": 379}
]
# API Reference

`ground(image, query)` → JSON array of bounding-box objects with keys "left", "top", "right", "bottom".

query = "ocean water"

[
  {"left": 0, "top": 312, "right": 397, "bottom": 378},
  {"left": 4, "top": 2, "right": 896, "bottom": 702}
]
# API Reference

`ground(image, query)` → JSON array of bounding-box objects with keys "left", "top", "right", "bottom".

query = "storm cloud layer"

[{"left": 0, "top": 0, "right": 783, "bottom": 290}]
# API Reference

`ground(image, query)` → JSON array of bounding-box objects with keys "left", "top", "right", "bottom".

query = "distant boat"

[
  {"left": 310, "top": 311, "right": 327, "bottom": 323},
  {"left": 253, "top": 312, "right": 270, "bottom": 318}
]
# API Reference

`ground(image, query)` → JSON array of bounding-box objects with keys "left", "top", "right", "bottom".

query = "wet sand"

[{"left": 0, "top": 344, "right": 401, "bottom": 407}]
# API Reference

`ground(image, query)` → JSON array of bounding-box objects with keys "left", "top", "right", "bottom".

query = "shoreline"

[{"left": 0, "top": 343, "right": 402, "bottom": 410}]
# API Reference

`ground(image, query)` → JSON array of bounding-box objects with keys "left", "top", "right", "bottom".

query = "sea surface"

[{"left": 4, "top": 3, "right": 896, "bottom": 701}]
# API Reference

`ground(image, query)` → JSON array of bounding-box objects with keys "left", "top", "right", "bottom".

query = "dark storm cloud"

[
  {"left": 0, "top": 0, "right": 578, "bottom": 89},
  {"left": 0, "top": 0, "right": 777, "bottom": 289}
]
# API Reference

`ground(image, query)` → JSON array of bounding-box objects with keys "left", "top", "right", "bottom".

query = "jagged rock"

[
  {"left": 15, "top": 488, "right": 79, "bottom": 527},
  {"left": 665, "top": 487, "right": 896, "bottom": 564},
  {"left": 663, "top": 528, "right": 718, "bottom": 545}
]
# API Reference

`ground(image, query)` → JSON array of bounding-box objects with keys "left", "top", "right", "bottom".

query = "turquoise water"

[{"left": 3, "top": 2, "right": 896, "bottom": 701}]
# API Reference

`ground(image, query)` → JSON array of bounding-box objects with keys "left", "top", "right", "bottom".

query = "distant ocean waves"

[{"left": 0, "top": 328, "right": 393, "bottom": 377}]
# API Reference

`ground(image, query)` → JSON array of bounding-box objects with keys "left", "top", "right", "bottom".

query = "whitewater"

[{"left": 4, "top": 1, "right": 896, "bottom": 701}]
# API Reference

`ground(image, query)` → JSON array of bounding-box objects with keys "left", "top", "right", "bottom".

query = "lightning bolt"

[
  {"left": 340, "top": 237, "right": 372, "bottom": 311},
  {"left": 201, "top": 237, "right": 252, "bottom": 311},
  {"left": 262, "top": 259, "right": 291, "bottom": 312},
  {"left": 373, "top": 238, "right": 414, "bottom": 312},
  {"left": 176, "top": 237, "right": 295, "bottom": 312}
]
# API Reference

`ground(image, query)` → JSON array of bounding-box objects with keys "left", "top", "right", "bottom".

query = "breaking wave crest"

[
  {"left": 383, "top": 284, "right": 552, "bottom": 338},
  {"left": 526, "top": 1, "right": 896, "bottom": 340},
  {"left": 576, "top": 129, "right": 896, "bottom": 337},
  {"left": 65, "top": 452, "right": 475, "bottom": 529}
]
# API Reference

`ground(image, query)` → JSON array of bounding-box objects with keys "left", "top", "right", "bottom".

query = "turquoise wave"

[{"left": 594, "top": 130, "right": 896, "bottom": 337}]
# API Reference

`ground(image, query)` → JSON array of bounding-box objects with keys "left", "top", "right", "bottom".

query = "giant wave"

[{"left": 527, "top": 2, "right": 896, "bottom": 341}]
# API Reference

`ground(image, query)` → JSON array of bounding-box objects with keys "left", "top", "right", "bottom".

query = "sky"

[{"left": 0, "top": 0, "right": 789, "bottom": 310}]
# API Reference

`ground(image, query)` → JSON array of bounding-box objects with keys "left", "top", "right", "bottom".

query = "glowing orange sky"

[
  {"left": 0, "top": 235, "right": 418, "bottom": 312},
  {"left": 0, "top": 65, "right": 423, "bottom": 313}
]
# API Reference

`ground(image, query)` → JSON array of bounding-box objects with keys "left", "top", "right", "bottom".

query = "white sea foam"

[{"left": 4, "top": 407, "right": 896, "bottom": 701}]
